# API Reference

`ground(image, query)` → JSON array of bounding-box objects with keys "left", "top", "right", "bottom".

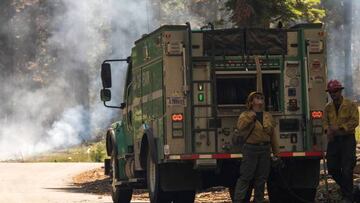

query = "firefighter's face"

[
  {"left": 329, "top": 89, "right": 342, "bottom": 100},
  {"left": 251, "top": 94, "right": 264, "bottom": 111}
]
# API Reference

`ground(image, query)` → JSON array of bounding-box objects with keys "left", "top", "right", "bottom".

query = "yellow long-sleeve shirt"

[
  {"left": 323, "top": 97, "right": 359, "bottom": 135},
  {"left": 237, "top": 110, "right": 279, "bottom": 155}
]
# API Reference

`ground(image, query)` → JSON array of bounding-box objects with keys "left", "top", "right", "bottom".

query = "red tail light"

[
  {"left": 311, "top": 111, "right": 323, "bottom": 119},
  {"left": 172, "top": 114, "right": 183, "bottom": 121}
]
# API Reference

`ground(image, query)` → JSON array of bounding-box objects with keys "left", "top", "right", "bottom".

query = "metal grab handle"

[
  {"left": 182, "top": 45, "right": 188, "bottom": 94},
  {"left": 125, "top": 82, "right": 133, "bottom": 131}
]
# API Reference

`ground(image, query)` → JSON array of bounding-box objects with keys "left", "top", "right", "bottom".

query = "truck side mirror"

[
  {"left": 120, "top": 102, "right": 126, "bottom": 109},
  {"left": 100, "top": 89, "right": 111, "bottom": 102},
  {"left": 101, "top": 63, "right": 112, "bottom": 88}
]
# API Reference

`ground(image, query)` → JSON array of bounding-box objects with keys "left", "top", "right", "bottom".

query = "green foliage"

[
  {"left": 89, "top": 141, "right": 107, "bottom": 162},
  {"left": 26, "top": 141, "right": 107, "bottom": 162},
  {"left": 287, "top": 0, "right": 325, "bottom": 22},
  {"left": 225, "top": 0, "right": 325, "bottom": 27}
]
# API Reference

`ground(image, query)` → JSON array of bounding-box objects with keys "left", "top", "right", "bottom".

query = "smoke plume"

[
  {"left": 326, "top": 0, "right": 360, "bottom": 99},
  {"left": 0, "top": 0, "right": 153, "bottom": 160},
  {"left": 0, "top": 0, "right": 224, "bottom": 160}
]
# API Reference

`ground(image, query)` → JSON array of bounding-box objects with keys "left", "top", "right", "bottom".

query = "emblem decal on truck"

[{"left": 167, "top": 97, "right": 186, "bottom": 106}]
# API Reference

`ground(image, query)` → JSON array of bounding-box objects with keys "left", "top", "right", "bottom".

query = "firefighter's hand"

[
  {"left": 249, "top": 111, "right": 256, "bottom": 120},
  {"left": 271, "top": 156, "right": 284, "bottom": 171},
  {"left": 329, "top": 125, "right": 343, "bottom": 136}
]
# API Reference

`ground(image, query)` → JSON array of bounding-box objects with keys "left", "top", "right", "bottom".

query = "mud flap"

[
  {"left": 104, "top": 158, "right": 111, "bottom": 176},
  {"left": 140, "top": 128, "right": 158, "bottom": 169}
]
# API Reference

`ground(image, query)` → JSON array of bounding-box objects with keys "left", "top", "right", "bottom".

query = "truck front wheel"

[
  {"left": 147, "top": 149, "right": 171, "bottom": 203},
  {"left": 111, "top": 186, "right": 133, "bottom": 203},
  {"left": 111, "top": 150, "right": 133, "bottom": 203}
]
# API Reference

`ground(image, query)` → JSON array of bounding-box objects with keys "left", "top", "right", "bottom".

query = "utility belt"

[{"left": 245, "top": 141, "right": 270, "bottom": 146}]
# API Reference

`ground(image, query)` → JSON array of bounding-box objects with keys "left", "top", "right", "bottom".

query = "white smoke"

[
  {"left": 326, "top": 0, "right": 360, "bottom": 99},
  {"left": 159, "top": 0, "right": 204, "bottom": 27},
  {"left": 34, "top": 106, "right": 89, "bottom": 153},
  {"left": 157, "top": 0, "right": 228, "bottom": 29},
  {"left": 350, "top": 1, "right": 360, "bottom": 98},
  {"left": 0, "top": 0, "right": 223, "bottom": 160},
  {"left": 0, "top": 0, "right": 153, "bottom": 160}
]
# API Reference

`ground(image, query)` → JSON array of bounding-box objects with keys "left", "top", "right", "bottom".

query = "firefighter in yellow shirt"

[
  {"left": 233, "top": 92, "right": 279, "bottom": 203},
  {"left": 323, "top": 80, "right": 359, "bottom": 203}
]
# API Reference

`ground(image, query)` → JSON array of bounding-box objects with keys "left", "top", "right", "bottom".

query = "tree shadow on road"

[
  {"left": 45, "top": 178, "right": 149, "bottom": 201},
  {"left": 45, "top": 177, "right": 111, "bottom": 195}
]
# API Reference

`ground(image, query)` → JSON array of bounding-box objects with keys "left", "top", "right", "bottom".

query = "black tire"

[
  {"left": 290, "top": 188, "right": 316, "bottom": 203},
  {"left": 268, "top": 185, "right": 316, "bottom": 203},
  {"left": 173, "top": 190, "right": 196, "bottom": 203},
  {"left": 268, "top": 159, "right": 319, "bottom": 203},
  {"left": 111, "top": 149, "right": 133, "bottom": 203},
  {"left": 147, "top": 148, "right": 171, "bottom": 203},
  {"left": 111, "top": 146, "right": 119, "bottom": 180},
  {"left": 267, "top": 182, "right": 285, "bottom": 203},
  {"left": 111, "top": 186, "right": 133, "bottom": 203},
  {"left": 106, "top": 130, "right": 115, "bottom": 156}
]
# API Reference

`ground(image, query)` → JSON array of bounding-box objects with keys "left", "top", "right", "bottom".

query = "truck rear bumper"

[{"left": 165, "top": 151, "right": 324, "bottom": 160}]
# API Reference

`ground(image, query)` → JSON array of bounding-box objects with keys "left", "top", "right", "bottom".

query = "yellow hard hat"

[{"left": 246, "top": 91, "right": 264, "bottom": 109}]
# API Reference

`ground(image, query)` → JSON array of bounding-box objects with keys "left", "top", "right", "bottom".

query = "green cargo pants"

[
  {"left": 327, "top": 134, "right": 356, "bottom": 202},
  {"left": 233, "top": 143, "right": 271, "bottom": 203}
]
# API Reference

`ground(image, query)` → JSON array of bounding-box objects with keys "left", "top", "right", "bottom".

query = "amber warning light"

[
  {"left": 172, "top": 114, "right": 183, "bottom": 121},
  {"left": 311, "top": 111, "right": 323, "bottom": 119}
]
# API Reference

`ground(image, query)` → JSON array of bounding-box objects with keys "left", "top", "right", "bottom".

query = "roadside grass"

[{"left": 26, "top": 141, "right": 107, "bottom": 162}]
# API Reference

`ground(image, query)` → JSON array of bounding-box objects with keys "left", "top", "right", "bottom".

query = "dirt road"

[
  {"left": 0, "top": 162, "right": 346, "bottom": 203},
  {"left": 0, "top": 163, "right": 114, "bottom": 203}
]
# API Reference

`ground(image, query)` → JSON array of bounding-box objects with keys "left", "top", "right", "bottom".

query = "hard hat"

[
  {"left": 326, "top": 80, "right": 344, "bottom": 92},
  {"left": 246, "top": 91, "right": 264, "bottom": 109}
]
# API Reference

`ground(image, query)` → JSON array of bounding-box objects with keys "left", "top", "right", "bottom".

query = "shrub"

[{"left": 90, "top": 141, "right": 107, "bottom": 162}]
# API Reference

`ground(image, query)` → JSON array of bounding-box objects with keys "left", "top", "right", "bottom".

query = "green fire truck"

[{"left": 100, "top": 22, "right": 327, "bottom": 203}]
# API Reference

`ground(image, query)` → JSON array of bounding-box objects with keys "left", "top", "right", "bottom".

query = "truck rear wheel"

[
  {"left": 172, "top": 190, "right": 196, "bottom": 203},
  {"left": 267, "top": 159, "right": 319, "bottom": 203},
  {"left": 147, "top": 149, "right": 171, "bottom": 203},
  {"left": 267, "top": 185, "right": 316, "bottom": 203},
  {"left": 111, "top": 150, "right": 133, "bottom": 203}
]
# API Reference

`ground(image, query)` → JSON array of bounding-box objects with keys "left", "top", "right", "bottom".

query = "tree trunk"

[{"left": 344, "top": 0, "right": 353, "bottom": 97}]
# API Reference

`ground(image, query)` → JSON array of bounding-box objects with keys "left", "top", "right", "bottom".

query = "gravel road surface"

[{"left": 0, "top": 163, "right": 123, "bottom": 203}]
